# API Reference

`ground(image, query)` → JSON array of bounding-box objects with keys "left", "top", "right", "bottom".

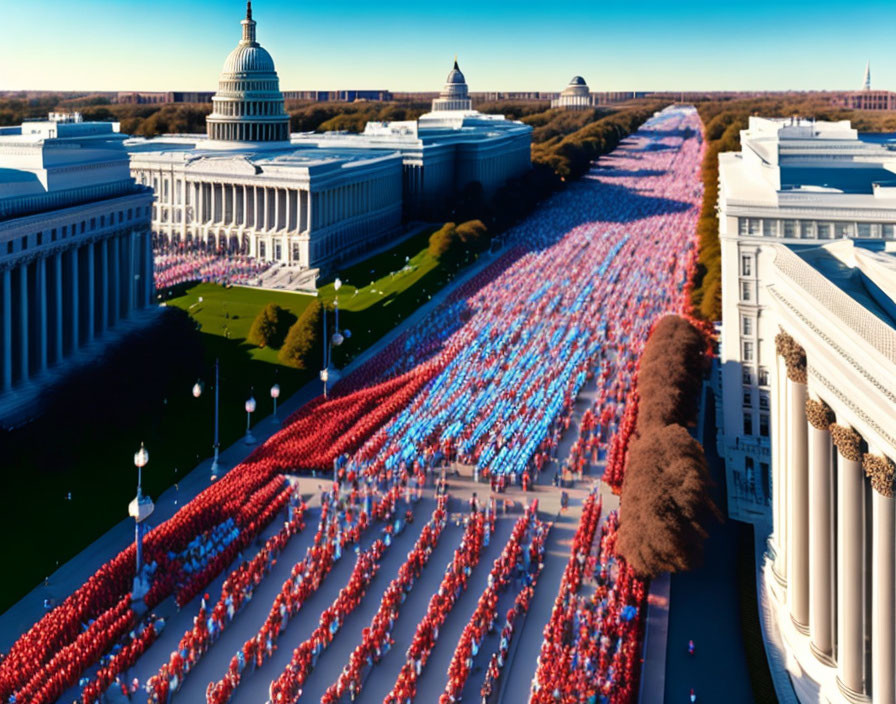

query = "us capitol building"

[{"left": 127, "top": 3, "right": 532, "bottom": 275}]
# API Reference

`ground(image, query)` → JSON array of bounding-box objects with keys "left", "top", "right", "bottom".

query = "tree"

[
  {"left": 247, "top": 303, "right": 291, "bottom": 348},
  {"left": 279, "top": 300, "right": 324, "bottom": 369},
  {"left": 455, "top": 220, "right": 489, "bottom": 252},
  {"left": 427, "top": 222, "right": 458, "bottom": 259},
  {"left": 617, "top": 424, "right": 720, "bottom": 578}
]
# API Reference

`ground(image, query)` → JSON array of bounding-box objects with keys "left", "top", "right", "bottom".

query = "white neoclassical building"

[
  {"left": 127, "top": 3, "right": 403, "bottom": 274},
  {"left": 551, "top": 76, "right": 595, "bottom": 110},
  {"left": 0, "top": 113, "right": 155, "bottom": 425},
  {"left": 717, "top": 117, "right": 896, "bottom": 522},
  {"left": 127, "top": 4, "right": 532, "bottom": 274},
  {"left": 760, "top": 239, "right": 896, "bottom": 704},
  {"left": 295, "top": 60, "right": 532, "bottom": 219}
]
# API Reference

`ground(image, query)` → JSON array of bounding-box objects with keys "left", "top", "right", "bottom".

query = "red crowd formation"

[
  {"left": 382, "top": 511, "right": 487, "bottom": 704},
  {"left": 322, "top": 496, "right": 449, "bottom": 703}
]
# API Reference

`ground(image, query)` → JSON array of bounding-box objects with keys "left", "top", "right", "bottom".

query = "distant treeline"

[{"left": 690, "top": 97, "right": 896, "bottom": 322}]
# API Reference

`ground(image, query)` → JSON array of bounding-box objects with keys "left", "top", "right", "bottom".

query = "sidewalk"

[{"left": 0, "top": 246, "right": 500, "bottom": 650}]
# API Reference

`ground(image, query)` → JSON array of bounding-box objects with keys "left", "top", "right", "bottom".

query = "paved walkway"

[{"left": 663, "top": 388, "right": 755, "bottom": 703}]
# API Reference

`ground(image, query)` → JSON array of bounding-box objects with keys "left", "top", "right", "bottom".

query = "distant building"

[
  {"left": 717, "top": 116, "right": 896, "bottom": 524},
  {"left": 281, "top": 90, "right": 393, "bottom": 103},
  {"left": 832, "top": 62, "right": 896, "bottom": 111},
  {"left": 294, "top": 59, "right": 532, "bottom": 219},
  {"left": 0, "top": 112, "right": 154, "bottom": 425},
  {"left": 551, "top": 76, "right": 595, "bottom": 110},
  {"left": 116, "top": 91, "right": 214, "bottom": 104},
  {"left": 126, "top": 5, "right": 531, "bottom": 274}
]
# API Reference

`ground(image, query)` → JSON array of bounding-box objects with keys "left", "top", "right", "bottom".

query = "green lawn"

[{"left": 0, "top": 224, "right": 481, "bottom": 614}]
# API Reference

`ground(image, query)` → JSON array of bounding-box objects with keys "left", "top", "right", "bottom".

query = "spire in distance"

[
  {"left": 241, "top": 1, "right": 257, "bottom": 45},
  {"left": 247, "top": 1, "right": 253, "bottom": 20},
  {"left": 863, "top": 60, "right": 871, "bottom": 91}
]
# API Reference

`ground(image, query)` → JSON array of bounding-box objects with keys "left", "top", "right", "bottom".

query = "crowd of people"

[
  {"left": 381, "top": 511, "right": 487, "bottom": 704},
  {"left": 441, "top": 503, "right": 547, "bottom": 704},
  {"left": 145, "top": 490, "right": 306, "bottom": 702},
  {"left": 1, "top": 107, "right": 705, "bottom": 704},
  {"left": 321, "top": 496, "right": 449, "bottom": 703},
  {"left": 204, "top": 484, "right": 405, "bottom": 704},
  {"left": 153, "top": 250, "right": 273, "bottom": 291}
]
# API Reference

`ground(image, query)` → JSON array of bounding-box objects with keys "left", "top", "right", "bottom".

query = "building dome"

[
  {"left": 431, "top": 58, "right": 473, "bottom": 112},
  {"left": 222, "top": 43, "right": 276, "bottom": 74},
  {"left": 552, "top": 75, "right": 594, "bottom": 110},
  {"left": 445, "top": 62, "right": 466, "bottom": 85},
  {"left": 561, "top": 76, "right": 591, "bottom": 98},
  {"left": 206, "top": 2, "right": 290, "bottom": 145}
]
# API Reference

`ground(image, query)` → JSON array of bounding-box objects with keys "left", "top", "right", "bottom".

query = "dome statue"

[
  {"left": 431, "top": 58, "right": 473, "bottom": 112},
  {"left": 206, "top": 2, "right": 290, "bottom": 145}
]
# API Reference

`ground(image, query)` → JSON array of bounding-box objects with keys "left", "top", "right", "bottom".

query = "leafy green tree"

[
  {"left": 247, "top": 302, "right": 291, "bottom": 348},
  {"left": 279, "top": 300, "right": 323, "bottom": 369}
]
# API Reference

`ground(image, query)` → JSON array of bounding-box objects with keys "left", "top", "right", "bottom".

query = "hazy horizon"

[{"left": 2, "top": 0, "right": 894, "bottom": 94}]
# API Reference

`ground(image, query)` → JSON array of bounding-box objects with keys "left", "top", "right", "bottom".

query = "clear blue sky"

[{"left": 2, "top": 0, "right": 894, "bottom": 93}]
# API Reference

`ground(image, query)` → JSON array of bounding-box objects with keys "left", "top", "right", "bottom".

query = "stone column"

[
  {"left": 274, "top": 188, "right": 280, "bottom": 231},
  {"left": 867, "top": 451, "right": 896, "bottom": 703},
  {"left": 145, "top": 230, "right": 153, "bottom": 307},
  {"left": 86, "top": 242, "right": 95, "bottom": 341},
  {"left": 70, "top": 247, "right": 79, "bottom": 353},
  {"left": 832, "top": 425, "right": 866, "bottom": 697},
  {"left": 264, "top": 187, "right": 270, "bottom": 231},
  {"left": 806, "top": 397, "right": 835, "bottom": 661},
  {"left": 211, "top": 182, "right": 217, "bottom": 224},
  {"left": 125, "top": 233, "right": 134, "bottom": 318},
  {"left": 778, "top": 331, "right": 809, "bottom": 631},
  {"left": 101, "top": 239, "right": 109, "bottom": 331},
  {"left": 37, "top": 256, "right": 47, "bottom": 372},
  {"left": 19, "top": 262, "right": 28, "bottom": 382},
  {"left": 2, "top": 268, "right": 12, "bottom": 391},
  {"left": 772, "top": 352, "right": 788, "bottom": 584},
  {"left": 112, "top": 236, "right": 121, "bottom": 325},
  {"left": 55, "top": 252, "right": 63, "bottom": 361}
]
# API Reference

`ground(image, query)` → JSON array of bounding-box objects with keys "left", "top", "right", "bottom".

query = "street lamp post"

[
  {"left": 245, "top": 392, "right": 257, "bottom": 445},
  {"left": 320, "top": 278, "right": 350, "bottom": 399},
  {"left": 193, "top": 359, "right": 221, "bottom": 479},
  {"left": 128, "top": 443, "right": 154, "bottom": 604},
  {"left": 271, "top": 382, "right": 280, "bottom": 422}
]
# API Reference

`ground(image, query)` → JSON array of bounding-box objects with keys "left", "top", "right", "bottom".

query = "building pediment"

[{"left": 187, "top": 155, "right": 261, "bottom": 176}]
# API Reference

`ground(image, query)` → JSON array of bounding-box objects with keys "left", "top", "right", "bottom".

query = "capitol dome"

[
  {"left": 431, "top": 58, "right": 473, "bottom": 112},
  {"left": 206, "top": 2, "right": 290, "bottom": 145},
  {"left": 561, "top": 76, "right": 591, "bottom": 97},
  {"left": 552, "top": 75, "right": 594, "bottom": 111},
  {"left": 222, "top": 43, "right": 277, "bottom": 74}
]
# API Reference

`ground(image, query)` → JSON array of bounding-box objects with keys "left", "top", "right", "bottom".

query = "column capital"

[
  {"left": 830, "top": 424, "right": 863, "bottom": 461},
  {"left": 863, "top": 453, "right": 895, "bottom": 497},
  {"left": 776, "top": 329, "right": 807, "bottom": 384},
  {"left": 805, "top": 398, "right": 834, "bottom": 431}
]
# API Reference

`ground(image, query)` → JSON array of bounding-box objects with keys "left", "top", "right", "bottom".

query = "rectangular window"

[
  {"left": 128, "top": 208, "right": 133, "bottom": 220},
  {"left": 741, "top": 282, "right": 751, "bottom": 302},
  {"left": 783, "top": 220, "right": 796, "bottom": 237},
  {"left": 817, "top": 222, "right": 832, "bottom": 239},
  {"left": 743, "top": 390, "right": 752, "bottom": 408},
  {"left": 62, "top": 225, "right": 67, "bottom": 237},
  {"left": 36, "top": 232, "right": 42, "bottom": 245},
  {"left": 743, "top": 341, "right": 754, "bottom": 362},
  {"left": 742, "top": 368, "right": 752, "bottom": 385},
  {"left": 21, "top": 236, "right": 27, "bottom": 250},
  {"left": 741, "top": 254, "right": 752, "bottom": 276},
  {"left": 763, "top": 219, "right": 777, "bottom": 237},
  {"left": 742, "top": 316, "right": 753, "bottom": 336},
  {"left": 800, "top": 221, "right": 814, "bottom": 238},
  {"left": 80, "top": 221, "right": 86, "bottom": 233},
  {"left": 760, "top": 414, "right": 770, "bottom": 437},
  {"left": 858, "top": 222, "right": 871, "bottom": 238},
  {"left": 6, "top": 242, "right": 11, "bottom": 254},
  {"left": 744, "top": 414, "right": 753, "bottom": 436},
  {"left": 758, "top": 367, "right": 769, "bottom": 387},
  {"left": 835, "top": 222, "right": 853, "bottom": 238},
  {"left": 748, "top": 219, "right": 760, "bottom": 235},
  {"left": 883, "top": 224, "right": 895, "bottom": 238},
  {"left": 90, "top": 218, "right": 96, "bottom": 230},
  {"left": 759, "top": 394, "right": 770, "bottom": 411},
  {"left": 738, "top": 218, "right": 748, "bottom": 236}
]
